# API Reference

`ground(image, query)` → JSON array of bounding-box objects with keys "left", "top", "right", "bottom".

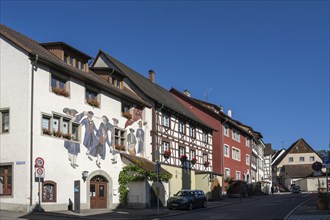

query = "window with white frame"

[
  {"left": 232, "top": 130, "right": 240, "bottom": 142},
  {"left": 225, "top": 168, "right": 230, "bottom": 179},
  {"left": 232, "top": 147, "right": 241, "bottom": 161},
  {"left": 190, "top": 149, "right": 196, "bottom": 160},
  {"left": 310, "top": 156, "right": 315, "bottom": 162},
  {"left": 0, "top": 109, "right": 9, "bottom": 134},
  {"left": 224, "top": 144, "right": 230, "bottom": 157},
  {"left": 236, "top": 171, "right": 241, "bottom": 180},
  {"left": 289, "top": 157, "right": 293, "bottom": 163},
  {"left": 246, "top": 138, "right": 250, "bottom": 147},
  {"left": 202, "top": 131, "right": 208, "bottom": 143},
  {"left": 162, "top": 141, "right": 170, "bottom": 152},
  {"left": 161, "top": 113, "right": 170, "bottom": 127},
  {"left": 299, "top": 157, "right": 305, "bottom": 162},
  {"left": 203, "top": 153, "right": 208, "bottom": 163},
  {"left": 246, "top": 154, "right": 250, "bottom": 165},
  {"left": 224, "top": 125, "right": 229, "bottom": 137},
  {"left": 179, "top": 146, "right": 185, "bottom": 157},
  {"left": 178, "top": 120, "right": 185, "bottom": 134},
  {"left": 189, "top": 125, "right": 196, "bottom": 138}
]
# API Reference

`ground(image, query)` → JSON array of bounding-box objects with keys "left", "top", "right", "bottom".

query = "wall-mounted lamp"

[{"left": 82, "top": 171, "right": 89, "bottom": 182}]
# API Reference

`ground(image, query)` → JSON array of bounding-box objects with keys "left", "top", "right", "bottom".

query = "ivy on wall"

[{"left": 118, "top": 164, "right": 172, "bottom": 205}]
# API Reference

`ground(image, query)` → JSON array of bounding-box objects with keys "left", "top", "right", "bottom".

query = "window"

[
  {"left": 70, "top": 57, "right": 73, "bottom": 66},
  {"left": 299, "top": 157, "right": 305, "bottom": 162},
  {"left": 86, "top": 88, "right": 100, "bottom": 108},
  {"left": 236, "top": 171, "right": 241, "bottom": 180},
  {"left": 202, "top": 131, "right": 208, "bottom": 143},
  {"left": 51, "top": 75, "right": 69, "bottom": 97},
  {"left": 62, "top": 118, "right": 70, "bottom": 135},
  {"left": 0, "top": 164, "right": 12, "bottom": 196},
  {"left": 178, "top": 120, "right": 185, "bottom": 134},
  {"left": 114, "top": 128, "right": 126, "bottom": 149},
  {"left": 224, "top": 144, "right": 230, "bottom": 157},
  {"left": 179, "top": 146, "right": 185, "bottom": 157},
  {"left": 189, "top": 149, "right": 196, "bottom": 160},
  {"left": 53, "top": 115, "right": 61, "bottom": 133},
  {"left": 232, "top": 147, "right": 241, "bottom": 161},
  {"left": 64, "top": 53, "right": 68, "bottom": 63},
  {"left": 232, "top": 130, "right": 240, "bottom": 142},
  {"left": 42, "top": 181, "right": 56, "bottom": 202},
  {"left": 0, "top": 109, "right": 9, "bottom": 133},
  {"left": 189, "top": 125, "right": 196, "bottom": 138},
  {"left": 310, "top": 156, "right": 315, "bottom": 162},
  {"left": 162, "top": 141, "right": 170, "bottom": 152},
  {"left": 72, "top": 123, "right": 79, "bottom": 141},
  {"left": 111, "top": 77, "right": 121, "bottom": 89},
  {"left": 203, "top": 153, "right": 208, "bottom": 163},
  {"left": 75, "top": 60, "right": 79, "bottom": 69},
  {"left": 246, "top": 154, "right": 250, "bottom": 165},
  {"left": 161, "top": 114, "right": 170, "bottom": 127},
  {"left": 224, "top": 168, "right": 230, "bottom": 178},
  {"left": 224, "top": 125, "right": 229, "bottom": 137},
  {"left": 246, "top": 138, "right": 250, "bottom": 147},
  {"left": 80, "top": 63, "right": 85, "bottom": 71},
  {"left": 289, "top": 157, "right": 293, "bottom": 163}
]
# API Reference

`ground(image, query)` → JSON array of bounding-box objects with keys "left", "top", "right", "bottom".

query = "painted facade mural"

[{"left": 61, "top": 107, "right": 146, "bottom": 168}]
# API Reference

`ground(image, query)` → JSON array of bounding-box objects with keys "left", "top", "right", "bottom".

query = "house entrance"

[{"left": 90, "top": 175, "right": 108, "bottom": 209}]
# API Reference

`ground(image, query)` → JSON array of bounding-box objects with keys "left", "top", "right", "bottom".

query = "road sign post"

[
  {"left": 323, "top": 156, "right": 330, "bottom": 193},
  {"left": 35, "top": 157, "right": 45, "bottom": 212}
]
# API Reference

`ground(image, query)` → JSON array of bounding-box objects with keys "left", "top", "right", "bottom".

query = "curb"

[{"left": 283, "top": 197, "right": 315, "bottom": 220}]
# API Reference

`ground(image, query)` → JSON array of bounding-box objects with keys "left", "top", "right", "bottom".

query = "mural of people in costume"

[
  {"left": 127, "top": 128, "right": 137, "bottom": 156},
  {"left": 80, "top": 111, "right": 98, "bottom": 159},
  {"left": 124, "top": 107, "right": 142, "bottom": 128},
  {"left": 136, "top": 120, "right": 145, "bottom": 157},
  {"left": 87, "top": 116, "right": 114, "bottom": 167},
  {"left": 63, "top": 108, "right": 84, "bottom": 168}
]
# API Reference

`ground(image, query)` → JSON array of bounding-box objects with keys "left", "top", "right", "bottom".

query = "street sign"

[
  {"left": 35, "top": 157, "right": 44, "bottom": 167},
  {"left": 35, "top": 167, "right": 45, "bottom": 178},
  {"left": 323, "top": 156, "right": 330, "bottom": 164}
]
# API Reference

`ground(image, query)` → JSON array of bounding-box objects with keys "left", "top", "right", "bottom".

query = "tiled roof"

[
  {"left": 97, "top": 50, "right": 215, "bottom": 131},
  {"left": 283, "top": 164, "right": 314, "bottom": 178},
  {"left": 40, "top": 41, "right": 92, "bottom": 59},
  {"left": 120, "top": 153, "right": 172, "bottom": 176},
  {"left": 0, "top": 24, "right": 150, "bottom": 107}
]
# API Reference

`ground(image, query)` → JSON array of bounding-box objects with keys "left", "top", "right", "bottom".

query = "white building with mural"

[{"left": 0, "top": 24, "right": 162, "bottom": 212}]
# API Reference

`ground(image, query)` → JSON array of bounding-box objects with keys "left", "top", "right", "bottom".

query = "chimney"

[
  {"left": 228, "top": 109, "right": 232, "bottom": 118},
  {"left": 148, "top": 70, "right": 155, "bottom": 83},
  {"left": 184, "top": 89, "right": 191, "bottom": 97}
]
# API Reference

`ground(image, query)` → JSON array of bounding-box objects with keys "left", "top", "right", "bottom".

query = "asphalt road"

[{"left": 159, "top": 193, "right": 313, "bottom": 220}]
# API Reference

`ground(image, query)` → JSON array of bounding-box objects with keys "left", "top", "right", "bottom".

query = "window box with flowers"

[
  {"left": 191, "top": 157, "right": 197, "bottom": 166},
  {"left": 52, "top": 87, "right": 70, "bottom": 97},
  {"left": 204, "top": 161, "right": 210, "bottom": 168},
  {"left": 62, "top": 133, "right": 72, "bottom": 140},
  {"left": 115, "top": 144, "right": 126, "bottom": 151},
  {"left": 87, "top": 98, "right": 100, "bottom": 108},
  {"left": 122, "top": 112, "right": 132, "bottom": 120},
  {"left": 53, "top": 130, "right": 62, "bottom": 138},
  {"left": 180, "top": 154, "right": 187, "bottom": 165},
  {"left": 42, "top": 128, "right": 52, "bottom": 136},
  {"left": 163, "top": 150, "right": 171, "bottom": 160}
]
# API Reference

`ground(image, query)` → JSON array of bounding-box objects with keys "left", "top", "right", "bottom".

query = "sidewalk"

[{"left": 284, "top": 195, "right": 330, "bottom": 220}]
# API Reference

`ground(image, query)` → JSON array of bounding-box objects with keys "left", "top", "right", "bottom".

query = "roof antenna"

[{"left": 203, "top": 88, "right": 212, "bottom": 101}]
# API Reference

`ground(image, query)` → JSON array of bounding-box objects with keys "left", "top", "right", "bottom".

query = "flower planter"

[{"left": 317, "top": 201, "right": 329, "bottom": 210}]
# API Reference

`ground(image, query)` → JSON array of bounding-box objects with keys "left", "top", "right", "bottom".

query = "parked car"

[
  {"left": 291, "top": 186, "right": 301, "bottom": 194},
  {"left": 167, "top": 189, "right": 207, "bottom": 210}
]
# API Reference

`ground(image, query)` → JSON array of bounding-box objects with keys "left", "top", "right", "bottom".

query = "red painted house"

[{"left": 170, "top": 88, "right": 254, "bottom": 191}]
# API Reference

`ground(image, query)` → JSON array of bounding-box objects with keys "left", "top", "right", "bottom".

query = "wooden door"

[{"left": 90, "top": 175, "right": 108, "bottom": 209}]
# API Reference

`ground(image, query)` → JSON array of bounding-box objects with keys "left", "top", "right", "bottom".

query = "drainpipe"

[
  {"left": 221, "top": 118, "right": 228, "bottom": 194},
  {"left": 30, "top": 54, "right": 38, "bottom": 208}
]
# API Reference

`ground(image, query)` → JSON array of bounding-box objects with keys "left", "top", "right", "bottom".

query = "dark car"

[
  {"left": 291, "top": 186, "right": 301, "bottom": 194},
  {"left": 167, "top": 189, "right": 207, "bottom": 210}
]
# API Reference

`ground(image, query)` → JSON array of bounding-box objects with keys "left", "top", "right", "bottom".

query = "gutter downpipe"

[
  {"left": 30, "top": 54, "right": 38, "bottom": 208},
  {"left": 221, "top": 118, "right": 228, "bottom": 194}
]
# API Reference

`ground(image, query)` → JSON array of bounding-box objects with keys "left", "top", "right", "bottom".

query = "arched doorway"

[{"left": 90, "top": 175, "right": 108, "bottom": 209}]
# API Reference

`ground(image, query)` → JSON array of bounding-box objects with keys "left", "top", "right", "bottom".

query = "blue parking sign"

[{"left": 323, "top": 156, "right": 330, "bottom": 164}]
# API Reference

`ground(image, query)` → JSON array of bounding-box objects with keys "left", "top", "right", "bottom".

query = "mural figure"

[
  {"left": 88, "top": 116, "right": 113, "bottom": 167},
  {"left": 127, "top": 128, "right": 137, "bottom": 156},
  {"left": 63, "top": 108, "right": 84, "bottom": 168},
  {"left": 80, "top": 111, "right": 98, "bottom": 159},
  {"left": 111, "top": 118, "right": 119, "bottom": 163},
  {"left": 136, "top": 120, "right": 145, "bottom": 157}
]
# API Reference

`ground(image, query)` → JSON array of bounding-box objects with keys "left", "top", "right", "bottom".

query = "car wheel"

[
  {"left": 202, "top": 200, "right": 207, "bottom": 208},
  {"left": 188, "top": 203, "right": 193, "bottom": 211}
]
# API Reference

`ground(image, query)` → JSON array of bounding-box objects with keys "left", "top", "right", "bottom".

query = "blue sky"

[{"left": 1, "top": 0, "right": 329, "bottom": 151}]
